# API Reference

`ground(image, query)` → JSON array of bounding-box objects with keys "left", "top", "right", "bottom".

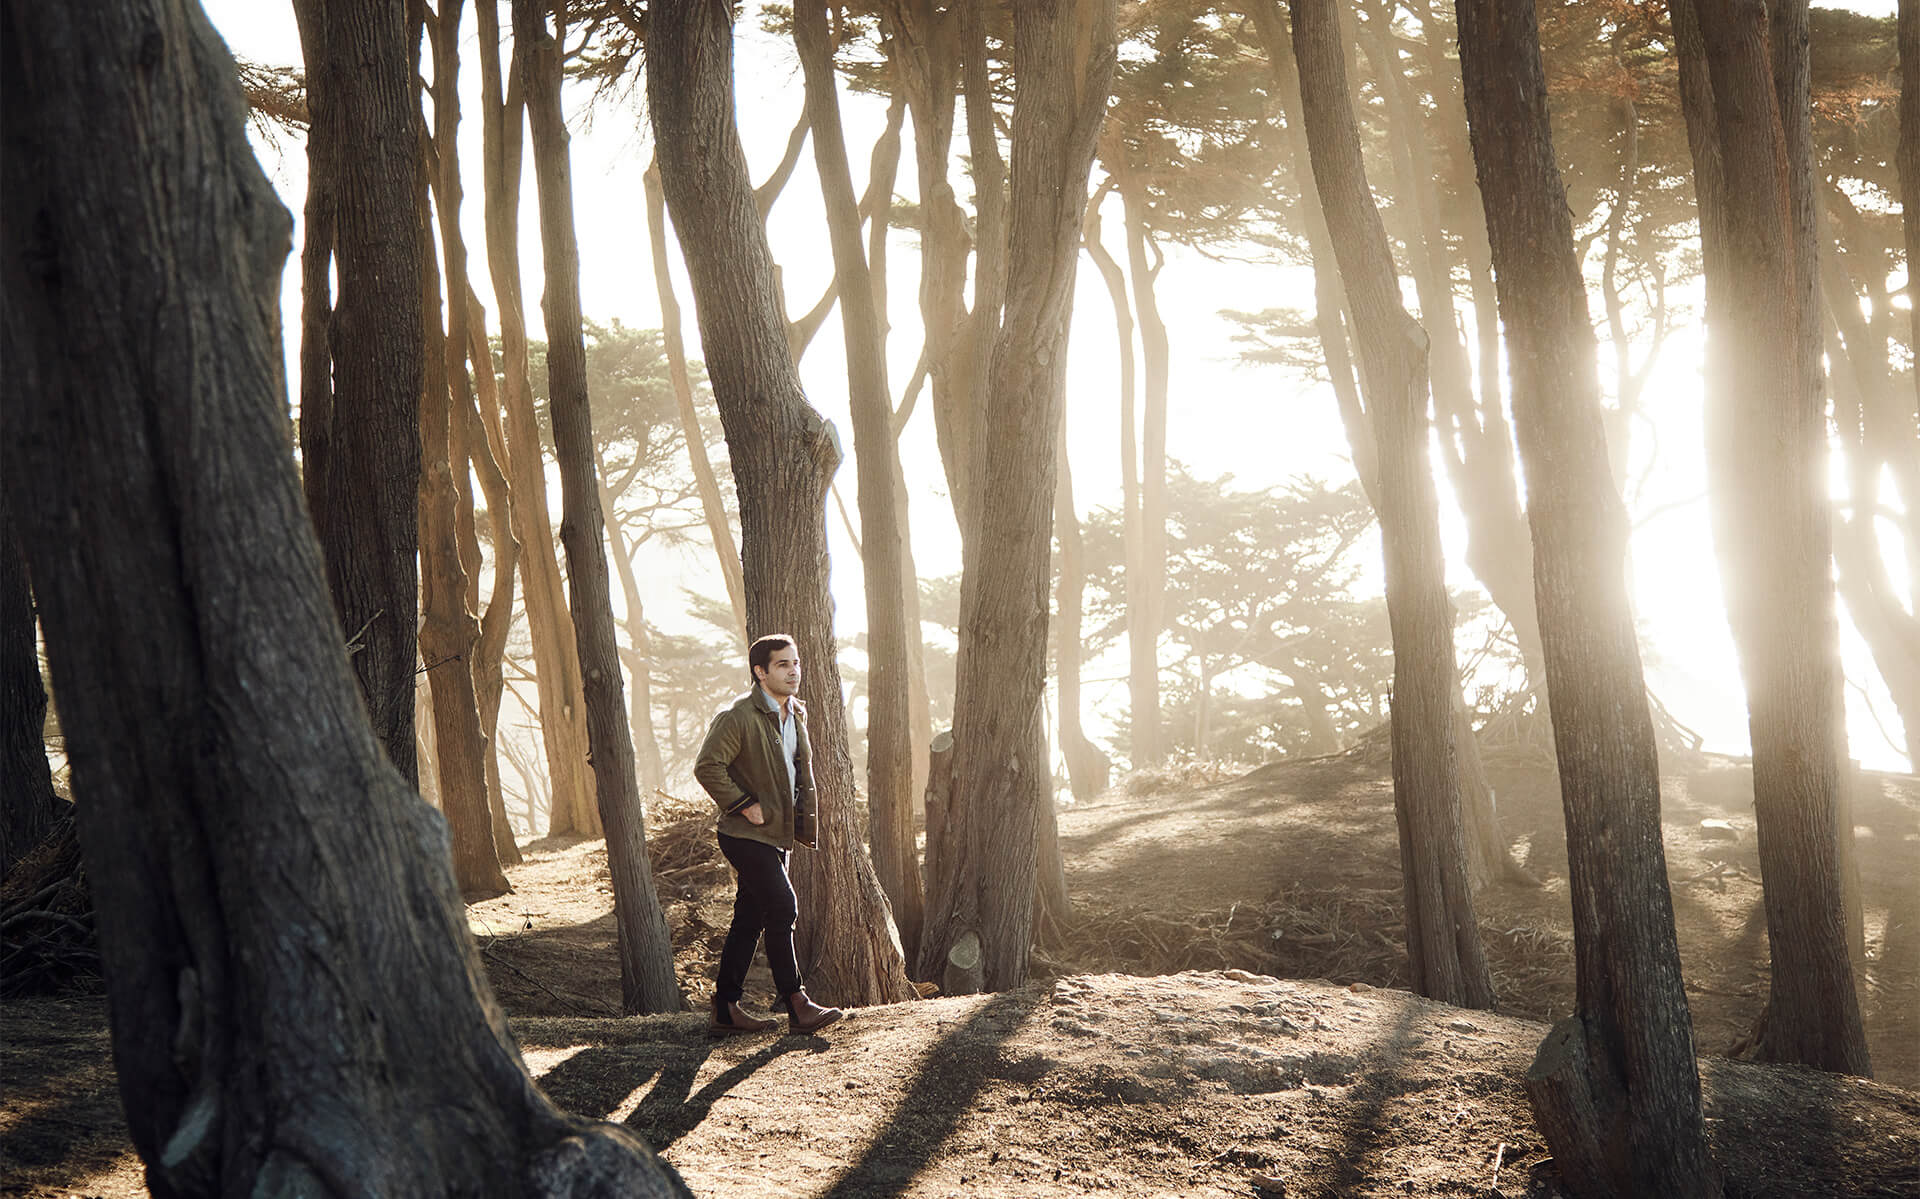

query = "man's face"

[{"left": 755, "top": 645, "right": 801, "bottom": 700}]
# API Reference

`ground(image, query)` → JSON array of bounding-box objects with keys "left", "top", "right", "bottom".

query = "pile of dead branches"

[
  {"left": 1038, "top": 886, "right": 1412, "bottom": 991},
  {"left": 1, "top": 815, "right": 98, "bottom": 997},
  {"left": 645, "top": 789, "right": 729, "bottom": 901}
]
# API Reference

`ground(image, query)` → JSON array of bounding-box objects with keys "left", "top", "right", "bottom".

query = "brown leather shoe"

[
  {"left": 709, "top": 999, "right": 777, "bottom": 1036},
  {"left": 784, "top": 989, "right": 843, "bottom": 1034}
]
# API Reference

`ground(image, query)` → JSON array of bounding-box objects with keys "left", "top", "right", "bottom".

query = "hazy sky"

[{"left": 201, "top": 0, "right": 1912, "bottom": 772}]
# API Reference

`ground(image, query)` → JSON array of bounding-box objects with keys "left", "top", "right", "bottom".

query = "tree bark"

[
  {"left": 1455, "top": 3, "right": 1721, "bottom": 1193},
  {"left": 1672, "top": 0, "right": 1872, "bottom": 1076},
  {"left": 1292, "top": 0, "right": 1494, "bottom": 1010},
  {"left": 1, "top": 503, "right": 61, "bottom": 878},
  {"left": 421, "top": 0, "right": 510, "bottom": 900},
  {"left": 1903, "top": 0, "right": 1920, "bottom": 395},
  {"left": 474, "top": 0, "right": 596, "bottom": 839},
  {"left": 291, "top": 0, "right": 422, "bottom": 785},
  {"left": 794, "top": 0, "right": 924, "bottom": 967},
  {"left": 648, "top": 0, "right": 913, "bottom": 1009},
  {"left": 519, "top": 0, "right": 679, "bottom": 1014},
  {"left": 919, "top": 0, "right": 1117, "bottom": 992},
  {"left": 0, "top": 6, "right": 689, "bottom": 1190}
]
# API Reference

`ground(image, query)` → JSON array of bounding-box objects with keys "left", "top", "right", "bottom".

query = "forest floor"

[{"left": 5, "top": 748, "right": 1918, "bottom": 1197}]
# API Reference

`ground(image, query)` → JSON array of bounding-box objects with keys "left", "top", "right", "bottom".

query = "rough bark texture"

[
  {"left": 1, "top": 505, "right": 61, "bottom": 878},
  {"left": 290, "top": 0, "right": 422, "bottom": 785},
  {"left": 421, "top": 0, "right": 510, "bottom": 900},
  {"left": 473, "top": 0, "right": 596, "bottom": 839},
  {"left": 519, "top": 0, "right": 679, "bottom": 1015},
  {"left": 0, "top": 6, "right": 689, "bottom": 1191},
  {"left": 1292, "top": 0, "right": 1494, "bottom": 1011},
  {"left": 648, "top": 0, "right": 913, "bottom": 1009},
  {"left": 794, "top": 0, "right": 924, "bottom": 967},
  {"left": 918, "top": 0, "right": 1117, "bottom": 992},
  {"left": 1672, "top": 0, "right": 1872, "bottom": 1076},
  {"left": 1903, "top": 0, "right": 1920, "bottom": 388},
  {"left": 642, "top": 162, "right": 748, "bottom": 643},
  {"left": 1455, "top": 4, "right": 1721, "bottom": 1194},
  {"left": 1245, "top": 0, "right": 1523, "bottom": 888}
]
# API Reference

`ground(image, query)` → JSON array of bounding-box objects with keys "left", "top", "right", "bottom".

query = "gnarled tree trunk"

[
  {"left": 918, "top": 0, "right": 1117, "bottom": 993},
  {"left": 291, "top": 0, "right": 422, "bottom": 784},
  {"left": 1292, "top": 0, "right": 1493, "bottom": 1010},
  {"left": 0, "top": 6, "right": 688, "bottom": 1190},
  {"left": 1455, "top": 2, "right": 1721, "bottom": 1193}
]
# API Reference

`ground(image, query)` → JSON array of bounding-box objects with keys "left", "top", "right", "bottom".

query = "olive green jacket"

[{"left": 694, "top": 687, "right": 815, "bottom": 849}]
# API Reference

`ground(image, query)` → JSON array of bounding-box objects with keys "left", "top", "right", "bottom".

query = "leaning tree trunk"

[
  {"left": 794, "top": 0, "right": 924, "bottom": 967},
  {"left": 421, "top": 0, "right": 509, "bottom": 900},
  {"left": 648, "top": 0, "right": 913, "bottom": 1009},
  {"left": 1292, "top": 0, "right": 1494, "bottom": 1010},
  {"left": 472, "top": 0, "right": 596, "bottom": 839},
  {"left": 918, "top": 0, "right": 1117, "bottom": 993},
  {"left": 1673, "top": 0, "right": 1872, "bottom": 1076},
  {"left": 518, "top": 0, "right": 678, "bottom": 1014},
  {"left": 0, "top": 6, "right": 689, "bottom": 1191},
  {"left": 1, "top": 503, "right": 61, "bottom": 878},
  {"left": 1455, "top": 3, "right": 1721, "bottom": 1194},
  {"left": 291, "top": 0, "right": 422, "bottom": 785}
]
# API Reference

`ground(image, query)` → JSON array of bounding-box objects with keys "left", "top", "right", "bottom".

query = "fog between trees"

[{"left": 3, "top": 0, "right": 1915, "bottom": 1195}]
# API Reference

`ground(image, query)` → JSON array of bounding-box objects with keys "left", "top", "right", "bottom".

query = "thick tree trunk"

[
  {"left": 1455, "top": 4, "right": 1721, "bottom": 1194},
  {"left": 421, "top": 0, "right": 510, "bottom": 900},
  {"left": 519, "top": 0, "right": 679, "bottom": 1014},
  {"left": 648, "top": 0, "right": 913, "bottom": 1009},
  {"left": 641, "top": 161, "right": 748, "bottom": 643},
  {"left": 1292, "top": 0, "right": 1494, "bottom": 1010},
  {"left": 919, "top": 0, "right": 1116, "bottom": 993},
  {"left": 1903, "top": 0, "right": 1920, "bottom": 390},
  {"left": 1672, "top": 0, "right": 1872, "bottom": 1076},
  {"left": 1, "top": 505, "right": 61, "bottom": 878},
  {"left": 473, "top": 0, "right": 595, "bottom": 839},
  {"left": 291, "top": 0, "right": 421, "bottom": 785},
  {"left": 795, "top": 0, "right": 924, "bottom": 966},
  {"left": 0, "top": 7, "right": 689, "bottom": 1191}
]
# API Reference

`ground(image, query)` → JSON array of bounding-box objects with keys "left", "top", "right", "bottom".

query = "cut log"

[{"left": 943, "top": 928, "right": 983, "bottom": 997}]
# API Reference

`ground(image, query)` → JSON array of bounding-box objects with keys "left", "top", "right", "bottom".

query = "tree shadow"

[
  {"left": 627, "top": 1035, "right": 815, "bottom": 1150},
  {"left": 1318, "top": 995, "right": 1426, "bottom": 1194},
  {"left": 818, "top": 991, "right": 1035, "bottom": 1199}
]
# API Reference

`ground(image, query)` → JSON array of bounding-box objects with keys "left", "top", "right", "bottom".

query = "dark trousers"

[{"left": 714, "top": 834, "right": 801, "bottom": 1007}]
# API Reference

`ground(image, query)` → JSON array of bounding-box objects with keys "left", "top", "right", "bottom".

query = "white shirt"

[{"left": 761, "top": 686, "right": 797, "bottom": 802}]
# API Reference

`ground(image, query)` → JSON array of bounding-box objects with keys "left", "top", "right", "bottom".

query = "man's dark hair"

[{"left": 749, "top": 633, "right": 797, "bottom": 684}]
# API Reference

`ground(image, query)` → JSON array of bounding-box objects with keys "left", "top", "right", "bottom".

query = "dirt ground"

[{"left": 5, "top": 750, "right": 1918, "bottom": 1197}]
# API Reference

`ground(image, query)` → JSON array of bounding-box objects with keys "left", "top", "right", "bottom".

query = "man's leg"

[{"left": 718, "top": 835, "right": 801, "bottom": 998}]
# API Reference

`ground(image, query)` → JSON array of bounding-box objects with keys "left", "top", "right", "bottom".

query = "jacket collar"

[{"left": 751, "top": 685, "right": 801, "bottom": 718}]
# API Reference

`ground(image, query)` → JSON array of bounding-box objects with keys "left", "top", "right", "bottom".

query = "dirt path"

[{"left": 4, "top": 753, "right": 1916, "bottom": 1197}]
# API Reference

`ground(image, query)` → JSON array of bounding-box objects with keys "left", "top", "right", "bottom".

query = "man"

[{"left": 694, "top": 633, "right": 844, "bottom": 1035}]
